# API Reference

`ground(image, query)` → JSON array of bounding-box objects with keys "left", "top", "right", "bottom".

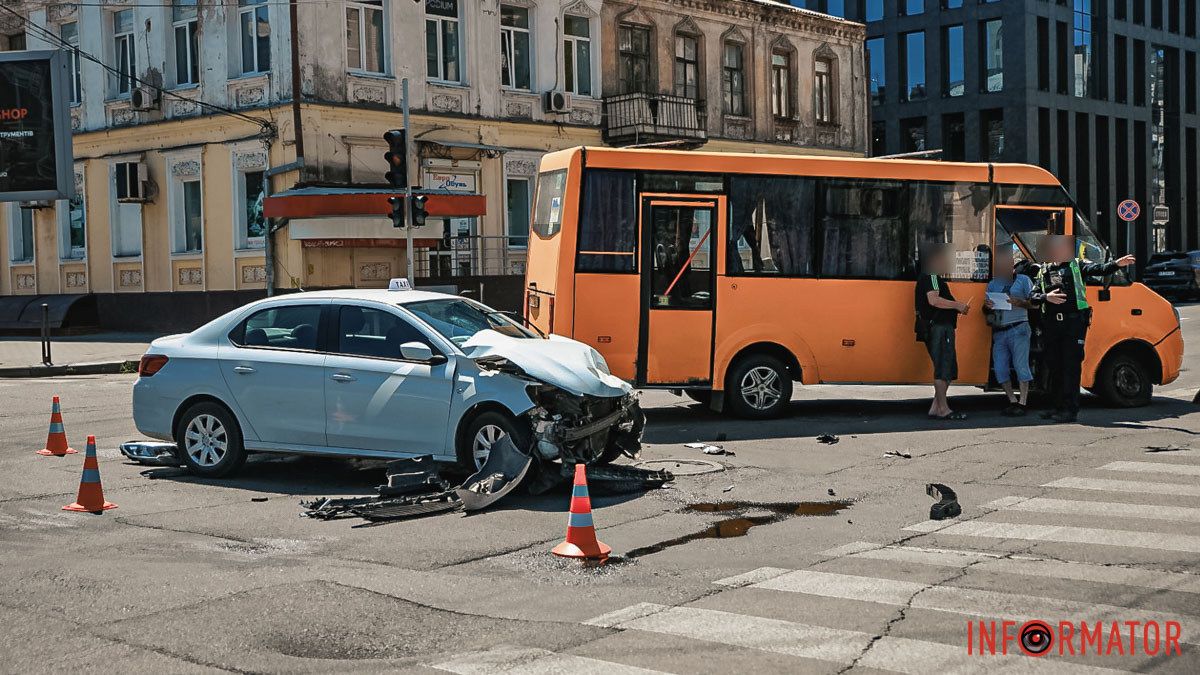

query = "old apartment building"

[{"left": 0, "top": 0, "right": 866, "bottom": 329}]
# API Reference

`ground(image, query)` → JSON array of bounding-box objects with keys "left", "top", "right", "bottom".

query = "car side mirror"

[{"left": 400, "top": 341, "right": 443, "bottom": 364}]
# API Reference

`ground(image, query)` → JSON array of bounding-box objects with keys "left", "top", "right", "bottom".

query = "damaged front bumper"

[
  {"left": 527, "top": 391, "right": 644, "bottom": 465},
  {"left": 119, "top": 440, "right": 181, "bottom": 466}
]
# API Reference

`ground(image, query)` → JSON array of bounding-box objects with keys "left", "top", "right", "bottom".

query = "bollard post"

[{"left": 40, "top": 303, "right": 52, "bottom": 366}]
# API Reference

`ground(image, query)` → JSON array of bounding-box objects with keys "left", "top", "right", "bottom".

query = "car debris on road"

[
  {"left": 927, "top": 483, "right": 961, "bottom": 520},
  {"left": 884, "top": 450, "right": 913, "bottom": 459},
  {"left": 817, "top": 434, "right": 840, "bottom": 445},
  {"left": 684, "top": 442, "right": 734, "bottom": 456}
]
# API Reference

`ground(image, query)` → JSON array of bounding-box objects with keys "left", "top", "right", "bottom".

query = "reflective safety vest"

[
  {"left": 1038, "top": 260, "right": 1089, "bottom": 312},
  {"left": 930, "top": 274, "right": 940, "bottom": 292}
]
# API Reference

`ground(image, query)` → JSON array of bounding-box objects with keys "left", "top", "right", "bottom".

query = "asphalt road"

[{"left": 2, "top": 307, "right": 1199, "bottom": 673}]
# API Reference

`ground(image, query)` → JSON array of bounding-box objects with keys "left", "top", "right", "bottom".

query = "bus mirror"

[{"left": 1098, "top": 289, "right": 1112, "bottom": 302}]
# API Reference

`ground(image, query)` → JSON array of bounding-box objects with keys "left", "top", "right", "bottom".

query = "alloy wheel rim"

[
  {"left": 1114, "top": 364, "right": 1143, "bottom": 398},
  {"left": 184, "top": 414, "right": 228, "bottom": 467},
  {"left": 741, "top": 366, "right": 783, "bottom": 410},
  {"left": 472, "top": 424, "right": 506, "bottom": 470}
]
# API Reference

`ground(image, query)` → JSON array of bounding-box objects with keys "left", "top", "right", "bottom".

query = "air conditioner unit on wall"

[
  {"left": 543, "top": 90, "right": 572, "bottom": 114},
  {"left": 115, "top": 161, "right": 150, "bottom": 203},
  {"left": 130, "top": 86, "right": 160, "bottom": 111}
]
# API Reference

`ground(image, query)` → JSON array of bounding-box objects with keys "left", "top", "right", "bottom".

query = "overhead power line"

[{"left": 0, "top": 4, "right": 276, "bottom": 135}]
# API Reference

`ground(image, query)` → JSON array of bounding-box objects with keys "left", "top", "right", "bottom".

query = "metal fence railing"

[
  {"left": 412, "top": 235, "right": 528, "bottom": 278},
  {"left": 603, "top": 92, "right": 707, "bottom": 145}
]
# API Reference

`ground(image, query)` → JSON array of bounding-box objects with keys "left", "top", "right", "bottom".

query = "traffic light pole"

[{"left": 402, "top": 78, "right": 414, "bottom": 286}]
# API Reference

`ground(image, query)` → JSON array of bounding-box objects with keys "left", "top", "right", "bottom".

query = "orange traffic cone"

[
  {"left": 552, "top": 464, "right": 611, "bottom": 560},
  {"left": 37, "top": 396, "right": 77, "bottom": 456},
  {"left": 63, "top": 436, "right": 117, "bottom": 513}
]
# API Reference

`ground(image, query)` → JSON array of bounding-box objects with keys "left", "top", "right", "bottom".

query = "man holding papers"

[{"left": 985, "top": 245, "right": 1036, "bottom": 416}]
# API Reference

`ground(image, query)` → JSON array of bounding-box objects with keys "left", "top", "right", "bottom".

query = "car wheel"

[
  {"left": 457, "top": 410, "right": 532, "bottom": 474},
  {"left": 726, "top": 354, "right": 793, "bottom": 419},
  {"left": 1096, "top": 352, "right": 1153, "bottom": 408},
  {"left": 174, "top": 401, "right": 247, "bottom": 478}
]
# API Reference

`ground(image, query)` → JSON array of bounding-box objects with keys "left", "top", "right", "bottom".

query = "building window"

[
  {"left": 722, "top": 42, "right": 746, "bottom": 116},
  {"left": 112, "top": 9, "right": 136, "bottom": 96},
  {"left": 563, "top": 14, "right": 591, "bottom": 96},
  {"left": 61, "top": 22, "right": 82, "bottom": 103},
  {"left": 618, "top": 24, "right": 652, "bottom": 94},
  {"left": 506, "top": 177, "right": 531, "bottom": 248},
  {"left": 814, "top": 57, "right": 836, "bottom": 124},
  {"left": 347, "top": 0, "right": 385, "bottom": 74},
  {"left": 901, "top": 117, "right": 926, "bottom": 152},
  {"left": 60, "top": 189, "right": 86, "bottom": 260},
  {"left": 981, "top": 108, "right": 1005, "bottom": 161},
  {"left": 982, "top": 19, "right": 1003, "bottom": 93},
  {"left": 943, "top": 113, "right": 965, "bottom": 162},
  {"left": 173, "top": 178, "right": 204, "bottom": 254},
  {"left": 8, "top": 207, "right": 33, "bottom": 263},
  {"left": 866, "top": 37, "right": 885, "bottom": 105},
  {"left": 239, "top": 0, "right": 271, "bottom": 74},
  {"left": 500, "top": 4, "right": 531, "bottom": 90},
  {"left": 4, "top": 32, "right": 26, "bottom": 51},
  {"left": 674, "top": 33, "right": 699, "bottom": 99},
  {"left": 771, "top": 50, "right": 792, "bottom": 119},
  {"left": 1036, "top": 17, "right": 1049, "bottom": 92},
  {"left": 901, "top": 31, "right": 926, "bottom": 101},
  {"left": 1073, "top": 2, "right": 1092, "bottom": 97},
  {"left": 871, "top": 120, "right": 886, "bottom": 157},
  {"left": 902, "top": 0, "right": 924, "bottom": 16},
  {"left": 942, "top": 24, "right": 964, "bottom": 97},
  {"left": 425, "top": 0, "right": 460, "bottom": 82},
  {"left": 173, "top": 0, "right": 200, "bottom": 86},
  {"left": 1056, "top": 20, "right": 1069, "bottom": 95},
  {"left": 238, "top": 170, "right": 266, "bottom": 250},
  {"left": 111, "top": 172, "right": 142, "bottom": 259}
]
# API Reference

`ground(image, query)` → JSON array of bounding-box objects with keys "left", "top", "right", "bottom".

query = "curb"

[{"left": 0, "top": 360, "right": 139, "bottom": 378}]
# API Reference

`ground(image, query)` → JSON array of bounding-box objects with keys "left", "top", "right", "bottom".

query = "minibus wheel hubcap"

[
  {"left": 1114, "top": 364, "right": 1142, "bottom": 397},
  {"left": 741, "top": 367, "right": 782, "bottom": 410}
]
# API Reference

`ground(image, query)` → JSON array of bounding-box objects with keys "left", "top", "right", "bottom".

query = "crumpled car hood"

[{"left": 461, "top": 330, "right": 633, "bottom": 398}]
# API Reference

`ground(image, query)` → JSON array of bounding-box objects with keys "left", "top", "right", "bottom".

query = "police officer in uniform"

[{"left": 1031, "top": 236, "right": 1136, "bottom": 422}]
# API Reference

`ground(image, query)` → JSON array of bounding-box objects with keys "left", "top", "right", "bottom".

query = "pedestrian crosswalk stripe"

[
  {"left": 432, "top": 645, "right": 668, "bottom": 675},
  {"left": 709, "top": 567, "right": 791, "bottom": 589},
  {"left": 1100, "top": 460, "right": 1200, "bottom": 477},
  {"left": 815, "top": 542, "right": 1200, "bottom": 594},
  {"left": 747, "top": 569, "right": 1196, "bottom": 644},
  {"left": 590, "top": 603, "right": 1122, "bottom": 674},
  {"left": 1043, "top": 476, "right": 1200, "bottom": 497},
  {"left": 985, "top": 495, "right": 1200, "bottom": 524},
  {"left": 904, "top": 519, "right": 1200, "bottom": 553}
]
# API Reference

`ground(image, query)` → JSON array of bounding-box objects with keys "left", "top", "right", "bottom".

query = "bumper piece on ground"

[{"left": 119, "top": 440, "right": 182, "bottom": 466}]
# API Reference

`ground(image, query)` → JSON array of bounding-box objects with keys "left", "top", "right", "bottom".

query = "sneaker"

[
  {"left": 1001, "top": 404, "right": 1021, "bottom": 417},
  {"left": 1011, "top": 404, "right": 1027, "bottom": 417}
]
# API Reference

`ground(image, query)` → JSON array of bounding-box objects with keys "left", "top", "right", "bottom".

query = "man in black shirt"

[
  {"left": 916, "top": 245, "right": 972, "bottom": 420},
  {"left": 1030, "top": 236, "right": 1136, "bottom": 422}
]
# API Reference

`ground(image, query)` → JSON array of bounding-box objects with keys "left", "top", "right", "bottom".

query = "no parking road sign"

[{"left": 1117, "top": 199, "right": 1141, "bottom": 222}]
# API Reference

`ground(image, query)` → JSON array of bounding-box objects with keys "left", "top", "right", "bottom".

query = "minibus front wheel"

[
  {"left": 1094, "top": 346, "right": 1156, "bottom": 408},
  {"left": 726, "top": 354, "right": 793, "bottom": 419}
]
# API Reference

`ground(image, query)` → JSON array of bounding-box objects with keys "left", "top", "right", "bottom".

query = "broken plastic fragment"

[{"left": 817, "top": 434, "right": 840, "bottom": 445}]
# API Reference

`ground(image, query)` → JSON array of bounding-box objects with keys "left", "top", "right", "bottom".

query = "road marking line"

[
  {"left": 904, "top": 519, "right": 1200, "bottom": 553},
  {"left": 712, "top": 567, "right": 791, "bottom": 588},
  {"left": 750, "top": 570, "right": 1195, "bottom": 644},
  {"left": 818, "top": 542, "right": 1200, "bottom": 594},
  {"left": 432, "top": 645, "right": 668, "bottom": 675},
  {"left": 593, "top": 603, "right": 1122, "bottom": 674},
  {"left": 584, "top": 602, "right": 669, "bottom": 629},
  {"left": 1100, "top": 461, "right": 1200, "bottom": 477},
  {"left": 984, "top": 495, "right": 1200, "bottom": 524},
  {"left": 1043, "top": 476, "right": 1200, "bottom": 497}
]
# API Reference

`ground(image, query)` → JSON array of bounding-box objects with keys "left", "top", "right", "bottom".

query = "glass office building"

[{"left": 788, "top": 0, "right": 1200, "bottom": 259}]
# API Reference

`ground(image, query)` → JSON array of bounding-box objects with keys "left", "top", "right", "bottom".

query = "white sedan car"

[{"left": 132, "top": 287, "right": 643, "bottom": 477}]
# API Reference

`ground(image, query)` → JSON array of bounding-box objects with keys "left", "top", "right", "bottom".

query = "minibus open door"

[{"left": 637, "top": 195, "right": 722, "bottom": 386}]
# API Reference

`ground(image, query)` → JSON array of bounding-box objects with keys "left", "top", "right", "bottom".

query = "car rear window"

[{"left": 231, "top": 305, "right": 322, "bottom": 350}]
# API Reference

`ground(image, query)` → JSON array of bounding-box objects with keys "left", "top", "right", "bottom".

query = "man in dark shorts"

[{"left": 916, "top": 245, "right": 972, "bottom": 420}]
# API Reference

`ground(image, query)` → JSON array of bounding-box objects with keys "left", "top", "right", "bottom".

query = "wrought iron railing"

[{"left": 602, "top": 92, "right": 707, "bottom": 145}]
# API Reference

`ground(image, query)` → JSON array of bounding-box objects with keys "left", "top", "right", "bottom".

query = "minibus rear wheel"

[
  {"left": 1095, "top": 350, "right": 1153, "bottom": 408},
  {"left": 726, "top": 354, "right": 793, "bottom": 419}
]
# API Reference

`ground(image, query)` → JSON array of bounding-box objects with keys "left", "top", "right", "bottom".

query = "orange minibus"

[{"left": 523, "top": 147, "right": 1183, "bottom": 418}]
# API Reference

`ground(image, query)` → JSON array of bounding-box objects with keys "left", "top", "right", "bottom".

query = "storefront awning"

[{"left": 263, "top": 186, "right": 486, "bottom": 220}]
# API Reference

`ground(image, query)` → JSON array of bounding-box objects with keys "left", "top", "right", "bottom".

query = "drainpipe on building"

[{"left": 289, "top": 0, "right": 305, "bottom": 160}]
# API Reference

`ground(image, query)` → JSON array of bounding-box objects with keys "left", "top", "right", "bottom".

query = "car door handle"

[
  {"left": 331, "top": 373, "right": 356, "bottom": 382},
  {"left": 233, "top": 366, "right": 256, "bottom": 374}
]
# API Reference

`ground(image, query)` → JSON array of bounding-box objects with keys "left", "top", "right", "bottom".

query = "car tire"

[
  {"left": 457, "top": 410, "right": 532, "bottom": 474},
  {"left": 725, "top": 354, "right": 793, "bottom": 419},
  {"left": 174, "top": 401, "right": 247, "bottom": 478},
  {"left": 1096, "top": 351, "right": 1153, "bottom": 408}
]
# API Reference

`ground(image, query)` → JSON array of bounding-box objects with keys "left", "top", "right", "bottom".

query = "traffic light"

[
  {"left": 411, "top": 193, "right": 429, "bottom": 227},
  {"left": 441, "top": 219, "right": 452, "bottom": 249},
  {"left": 383, "top": 129, "right": 406, "bottom": 187},
  {"left": 388, "top": 195, "right": 403, "bottom": 229}
]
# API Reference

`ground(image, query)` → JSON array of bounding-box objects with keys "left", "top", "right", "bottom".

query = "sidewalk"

[{"left": 0, "top": 333, "right": 158, "bottom": 377}]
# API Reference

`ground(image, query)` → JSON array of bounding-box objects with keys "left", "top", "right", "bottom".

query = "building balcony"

[{"left": 602, "top": 92, "right": 707, "bottom": 147}]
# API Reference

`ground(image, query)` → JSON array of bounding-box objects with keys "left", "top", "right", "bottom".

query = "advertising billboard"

[{"left": 0, "top": 50, "right": 73, "bottom": 201}]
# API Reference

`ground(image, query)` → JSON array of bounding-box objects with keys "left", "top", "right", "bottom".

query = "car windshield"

[{"left": 404, "top": 298, "right": 535, "bottom": 346}]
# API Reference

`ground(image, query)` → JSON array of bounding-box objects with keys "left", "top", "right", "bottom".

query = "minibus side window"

[
  {"left": 818, "top": 179, "right": 911, "bottom": 279},
  {"left": 577, "top": 170, "right": 637, "bottom": 273},
  {"left": 532, "top": 170, "right": 567, "bottom": 238},
  {"left": 728, "top": 175, "right": 817, "bottom": 276},
  {"left": 908, "top": 182, "right": 993, "bottom": 281}
]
